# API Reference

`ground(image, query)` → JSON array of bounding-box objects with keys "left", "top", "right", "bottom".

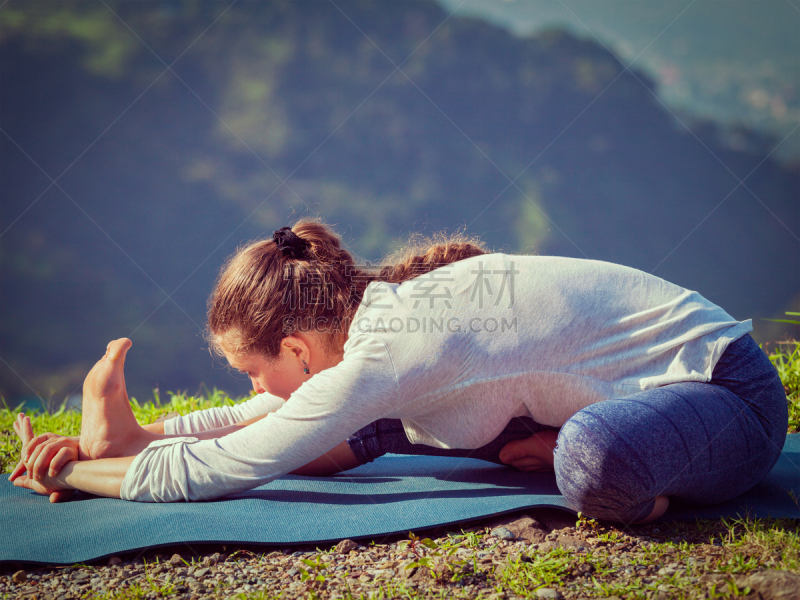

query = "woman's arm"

[
  {"left": 16, "top": 439, "right": 361, "bottom": 501},
  {"left": 15, "top": 408, "right": 340, "bottom": 487},
  {"left": 13, "top": 409, "right": 361, "bottom": 501},
  {"left": 161, "top": 393, "right": 285, "bottom": 435},
  {"left": 143, "top": 422, "right": 164, "bottom": 434},
  {"left": 12, "top": 455, "right": 135, "bottom": 500},
  {"left": 65, "top": 392, "right": 284, "bottom": 438},
  {"left": 120, "top": 335, "right": 400, "bottom": 502},
  {"left": 58, "top": 419, "right": 163, "bottom": 442},
  {"left": 59, "top": 393, "right": 283, "bottom": 440},
  {"left": 12, "top": 415, "right": 271, "bottom": 500}
]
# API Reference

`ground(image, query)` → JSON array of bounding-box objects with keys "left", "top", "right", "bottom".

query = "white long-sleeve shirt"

[
  {"left": 121, "top": 253, "right": 752, "bottom": 502},
  {"left": 163, "top": 394, "right": 285, "bottom": 435}
]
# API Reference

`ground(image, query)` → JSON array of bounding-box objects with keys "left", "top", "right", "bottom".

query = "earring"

[{"left": 302, "top": 359, "right": 310, "bottom": 375}]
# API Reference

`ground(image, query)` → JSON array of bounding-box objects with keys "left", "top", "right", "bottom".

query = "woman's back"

[{"left": 350, "top": 252, "right": 752, "bottom": 448}]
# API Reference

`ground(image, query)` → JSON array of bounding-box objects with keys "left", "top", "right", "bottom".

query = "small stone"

[
  {"left": 397, "top": 562, "right": 417, "bottom": 579},
  {"left": 12, "top": 571, "right": 27, "bottom": 584},
  {"left": 108, "top": 556, "right": 123, "bottom": 566},
  {"left": 169, "top": 553, "right": 184, "bottom": 566},
  {"left": 335, "top": 539, "right": 358, "bottom": 554},
  {"left": 202, "top": 553, "right": 222, "bottom": 567},
  {"left": 491, "top": 527, "right": 516, "bottom": 541},
  {"left": 72, "top": 572, "right": 89, "bottom": 582},
  {"left": 735, "top": 570, "right": 800, "bottom": 600},
  {"left": 500, "top": 515, "right": 550, "bottom": 543},
  {"left": 192, "top": 568, "right": 209, "bottom": 579},
  {"left": 376, "top": 569, "right": 396, "bottom": 578},
  {"left": 535, "top": 589, "right": 561, "bottom": 599}
]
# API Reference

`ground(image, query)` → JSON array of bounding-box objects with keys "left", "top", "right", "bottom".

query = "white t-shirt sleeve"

[
  {"left": 163, "top": 393, "right": 286, "bottom": 435},
  {"left": 120, "top": 334, "right": 400, "bottom": 502}
]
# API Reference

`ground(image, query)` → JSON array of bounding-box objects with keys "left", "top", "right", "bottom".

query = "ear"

[{"left": 280, "top": 334, "right": 311, "bottom": 361}]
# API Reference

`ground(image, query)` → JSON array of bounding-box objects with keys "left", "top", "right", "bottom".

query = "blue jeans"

[{"left": 346, "top": 333, "right": 788, "bottom": 524}]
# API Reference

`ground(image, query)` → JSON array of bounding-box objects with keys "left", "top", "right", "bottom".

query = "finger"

[
  {"left": 23, "top": 415, "right": 34, "bottom": 444},
  {"left": 49, "top": 447, "right": 76, "bottom": 477},
  {"left": 32, "top": 441, "right": 58, "bottom": 481},
  {"left": 35, "top": 439, "right": 72, "bottom": 480},
  {"left": 22, "top": 434, "right": 50, "bottom": 461},
  {"left": 27, "top": 441, "right": 49, "bottom": 479},
  {"left": 50, "top": 490, "right": 74, "bottom": 503},
  {"left": 12, "top": 474, "right": 47, "bottom": 496},
  {"left": 13, "top": 423, "right": 25, "bottom": 449},
  {"left": 9, "top": 460, "right": 27, "bottom": 481}
]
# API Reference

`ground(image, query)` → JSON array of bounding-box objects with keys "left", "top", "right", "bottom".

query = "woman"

[{"left": 11, "top": 219, "right": 788, "bottom": 525}]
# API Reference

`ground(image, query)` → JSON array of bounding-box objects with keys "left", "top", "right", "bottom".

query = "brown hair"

[{"left": 207, "top": 218, "right": 489, "bottom": 360}]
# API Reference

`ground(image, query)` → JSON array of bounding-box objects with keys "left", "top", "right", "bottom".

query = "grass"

[{"left": 1, "top": 338, "right": 798, "bottom": 599}]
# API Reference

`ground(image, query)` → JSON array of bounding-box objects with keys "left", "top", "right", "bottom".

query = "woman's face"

[
  {"left": 220, "top": 331, "right": 341, "bottom": 400},
  {"left": 223, "top": 348, "right": 305, "bottom": 400}
]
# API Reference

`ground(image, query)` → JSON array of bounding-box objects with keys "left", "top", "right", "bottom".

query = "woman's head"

[{"left": 207, "top": 218, "right": 489, "bottom": 393}]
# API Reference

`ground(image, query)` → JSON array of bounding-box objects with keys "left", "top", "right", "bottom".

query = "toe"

[{"left": 107, "top": 338, "right": 132, "bottom": 362}]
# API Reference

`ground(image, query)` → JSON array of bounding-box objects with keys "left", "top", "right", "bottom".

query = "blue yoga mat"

[{"left": 2, "top": 434, "right": 799, "bottom": 566}]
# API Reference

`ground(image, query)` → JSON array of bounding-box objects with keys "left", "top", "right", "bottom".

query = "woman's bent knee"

[{"left": 553, "top": 417, "right": 660, "bottom": 523}]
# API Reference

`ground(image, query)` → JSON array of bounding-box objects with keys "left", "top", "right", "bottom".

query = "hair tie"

[{"left": 272, "top": 226, "right": 311, "bottom": 260}]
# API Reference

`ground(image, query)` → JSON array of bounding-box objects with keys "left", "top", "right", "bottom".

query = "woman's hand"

[
  {"left": 10, "top": 413, "right": 75, "bottom": 502},
  {"left": 11, "top": 466, "right": 75, "bottom": 500}
]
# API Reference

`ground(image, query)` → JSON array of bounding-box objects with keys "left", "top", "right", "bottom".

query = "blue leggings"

[{"left": 346, "top": 333, "right": 789, "bottom": 524}]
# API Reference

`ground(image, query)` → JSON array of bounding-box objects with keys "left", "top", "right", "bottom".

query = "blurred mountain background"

[
  {"left": 441, "top": 0, "right": 800, "bottom": 162},
  {"left": 1, "top": 0, "right": 798, "bottom": 408}
]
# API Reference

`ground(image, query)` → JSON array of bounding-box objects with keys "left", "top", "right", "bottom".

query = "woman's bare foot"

[
  {"left": 79, "top": 339, "right": 154, "bottom": 461},
  {"left": 634, "top": 495, "right": 669, "bottom": 523},
  {"left": 499, "top": 429, "right": 559, "bottom": 472}
]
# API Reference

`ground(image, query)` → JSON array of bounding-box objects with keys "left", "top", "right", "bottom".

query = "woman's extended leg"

[{"left": 553, "top": 334, "right": 788, "bottom": 525}]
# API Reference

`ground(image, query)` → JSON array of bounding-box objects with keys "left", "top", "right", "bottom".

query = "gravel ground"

[{"left": 2, "top": 508, "right": 799, "bottom": 600}]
